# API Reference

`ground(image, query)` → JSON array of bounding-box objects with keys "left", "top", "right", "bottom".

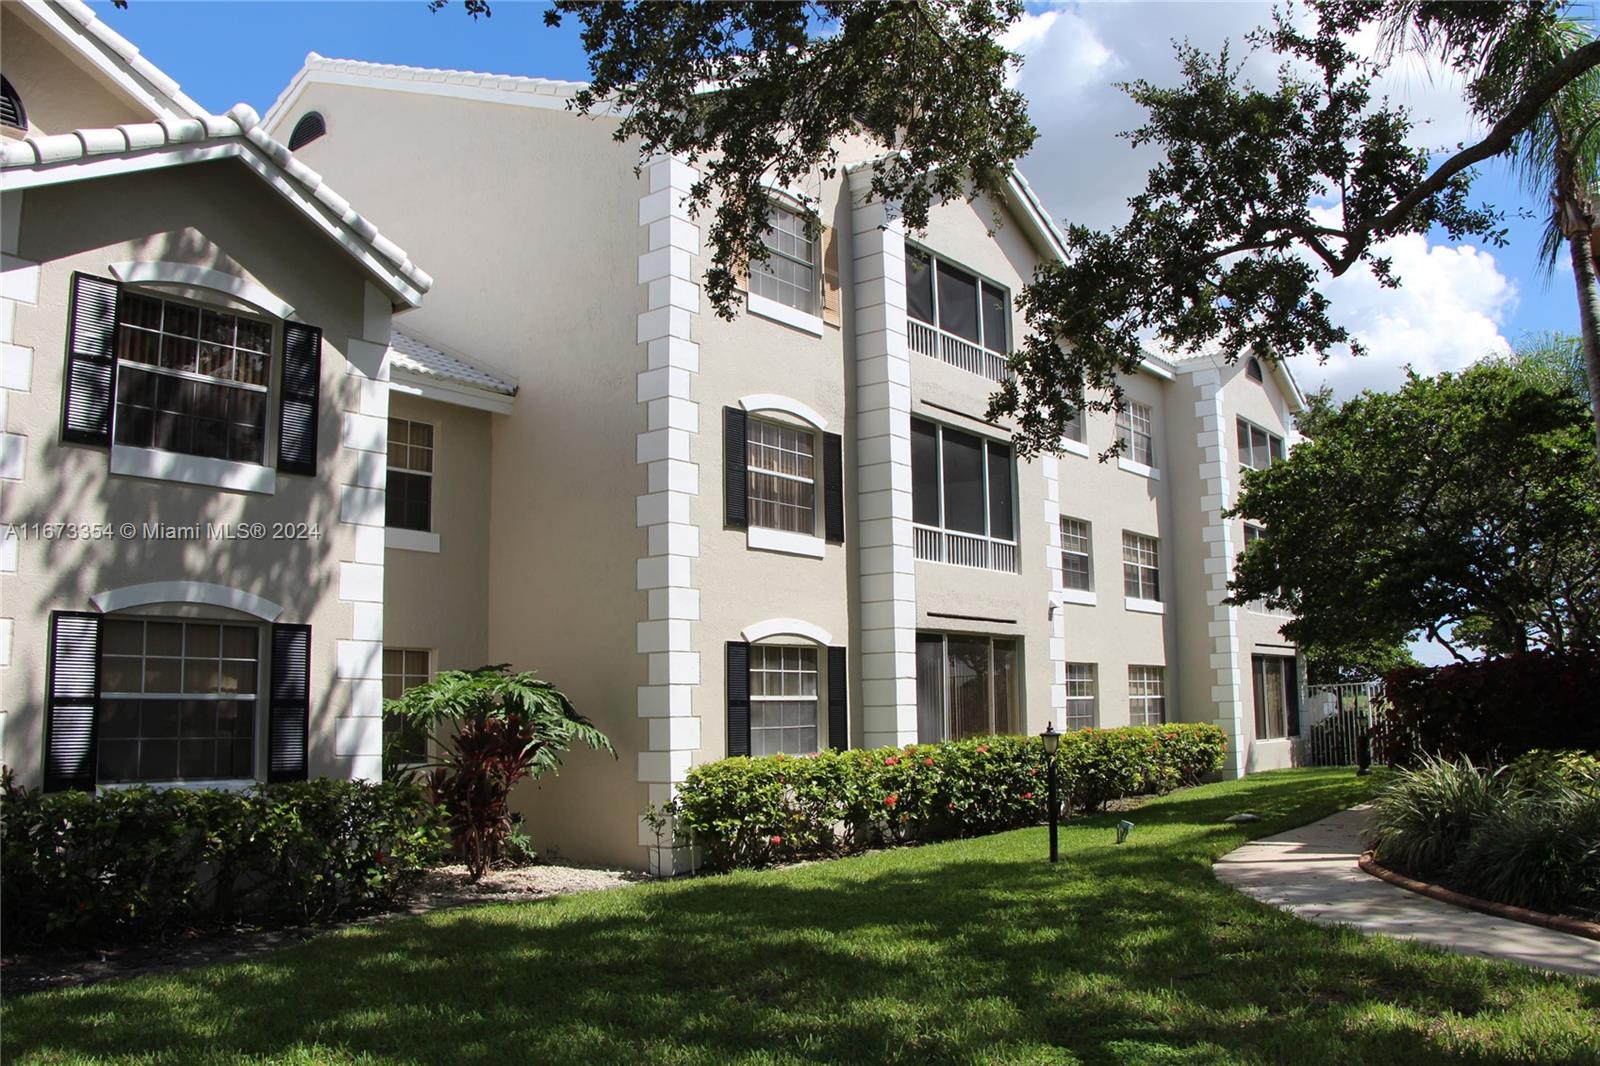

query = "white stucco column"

[
  {"left": 1192, "top": 370, "right": 1245, "bottom": 776},
  {"left": 849, "top": 170, "right": 918, "bottom": 748}
]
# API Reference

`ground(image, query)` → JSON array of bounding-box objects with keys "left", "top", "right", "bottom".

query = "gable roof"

[
  {"left": 1, "top": 2, "right": 432, "bottom": 309},
  {"left": 388, "top": 330, "right": 517, "bottom": 413},
  {"left": 1171, "top": 339, "right": 1309, "bottom": 413}
]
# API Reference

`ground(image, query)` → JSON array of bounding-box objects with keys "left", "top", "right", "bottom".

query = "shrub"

[
  {"left": 1367, "top": 755, "right": 1505, "bottom": 878},
  {"left": 0, "top": 777, "right": 447, "bottom": 949},
  {"left": 1451, "top": 790, "right": 1600, "bottom": 914},
  {"left": 668, "top": 723, "right": 1226, "bottom": 870},
  {"left": 385, "top": 666, "right": 614, "bottom": 879},
  {"left": 1377, "top": 649, "right": 1600, "bottom": 765}
]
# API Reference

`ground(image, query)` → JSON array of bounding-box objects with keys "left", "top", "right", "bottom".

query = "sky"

[{"left": 74, "top": 0, "right": 1594, "bottom": 667}]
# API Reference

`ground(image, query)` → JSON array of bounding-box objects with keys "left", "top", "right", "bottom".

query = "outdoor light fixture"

[
  {"left": 1117, "top": 820, "right": 1134, "bottom": 844},
  {"left": 1041, "top": 723, "right": 1061, "bottom": 863}
]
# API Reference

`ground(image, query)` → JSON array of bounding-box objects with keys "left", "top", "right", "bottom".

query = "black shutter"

[
  {"left": 1286, "top": 659, "right": 1302, "bottom": 738},
  {"left": 61, "top": 273, "right": 119, "bottom": 446},
  {"left": 44, "top": 612, "right": 101, "bottom": 791},
  {"left": 726, "top": 641, "right": 751, "bottom": 757},
  {"left": 724, "top": 406, "right": 748, "bottom": 528},
  {"left": 827, "top": 645, "right": 848, "bottom": 751},
  {"left": 268, "top": 624, "right": 311, "bottom": 782},
  {"left": 277, "top": 322, "right": 322, "bottom": 475},
  {"left": 823, "top": 431, "right": 844, "bottom": 544}
]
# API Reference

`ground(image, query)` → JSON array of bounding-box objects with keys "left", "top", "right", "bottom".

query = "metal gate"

[{"left": 1301, "top": 680, "right": 1383, "bottom": 766}]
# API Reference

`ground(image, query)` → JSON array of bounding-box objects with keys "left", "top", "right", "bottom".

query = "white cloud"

[{"left": 1002, "top": 1, "right": 1510, "bottom": 396}]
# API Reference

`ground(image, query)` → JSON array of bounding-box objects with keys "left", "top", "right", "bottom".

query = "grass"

[{"left": 4, "top": 768, "right": 1598, "bottom": 1065}]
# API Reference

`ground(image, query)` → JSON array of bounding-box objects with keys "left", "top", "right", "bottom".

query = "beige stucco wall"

[
  {"left": 267, "top": 81, "right": 652, "bottom": 866},
  {"left": 381, "top": 391, "right": 491, "bottom": 672},
  {"left": 0, "top": 160, "right": 384, "bottom": 785},
  {"left": 0, "top": 6, "right": 149, "bottom": 137}
]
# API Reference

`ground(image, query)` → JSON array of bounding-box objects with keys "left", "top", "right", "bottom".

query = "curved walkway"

[{"left": 1214, "top": 806, "right": 1600, "bottom": 977}]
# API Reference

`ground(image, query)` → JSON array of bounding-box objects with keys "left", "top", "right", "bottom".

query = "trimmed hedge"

[
  {"left": 663, "top": 724, "right": 1226, "bottom": 870},
  {"left": 0, "top": 776, "right": 447, "bottom": 949},
  {"left": 1378, "top": 649, "right": 1600, "bottom": 765}
]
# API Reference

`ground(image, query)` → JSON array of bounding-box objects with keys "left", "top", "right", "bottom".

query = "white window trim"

[
  {"left": 748, "top": 525, "right": 826, "bottom": 558},
  {"left": 91, "top": 581, "right": 283, "bottom": 621},
  {"left": 741, "top": 617, "right": 834, "bottom": 645},
  {"left": 747, "top": 291, "right": 824, "bottom": 336},
  {"left": 1125, "top": 596, "right": 1166, "bottom": 615},
  {"left": 1117, "top": 457, "right": 1161, "bottom": 480},
  {"left": 110, "top": 444, "right": 276, "bottom": 494},
  {"left": 385, "top": 528, "right": 440, "bottom": 553},
  {"left": 739, "top": 394, "right": 827, "bottom": 431},
  {"left": 110, "top": 261, "right": 296, "bottom": 321},
  {"left": 1055, "top": 588, "right": 1098, "bottom": 607},
  {"left": 99, "top": 779, "right": 257, "bottom": 793},
  {"left": 1062, "top": 436, "right": 1090, "bottom": 458}
]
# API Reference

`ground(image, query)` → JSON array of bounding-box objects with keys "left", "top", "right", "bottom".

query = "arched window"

[
  {"left": 1246, "top": 357, "right": 1264, "bottom": 383},
  {"left": 287, "top": 111, "right": 326, "bottom": 151},
  {"left": 1, "top": 75, "right": 27, "bottom": 131}
]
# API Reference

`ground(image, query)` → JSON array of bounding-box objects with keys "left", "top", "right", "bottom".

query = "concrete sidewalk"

[{"left": 1214, "top": 806, "right": 1600, "bottom": 977}]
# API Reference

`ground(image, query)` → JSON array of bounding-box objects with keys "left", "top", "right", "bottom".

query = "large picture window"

[
  {"left": 1237, "top": 418, "right": 1286, "bottom": 471},
  {"left": 113, "top": 292, "right": 273, "bottom": 464},
  {"left": 750, "top": 645, "right": 819, "bottom": 755},
  {"left": 1116, "top": 401, "right": 1155, "bottom": 467},
  {"left": 1128, "top": 665, "right": 1166, "bottom": 726},
  {"left": 1060, "top": 517, "right": 1092, "bottom": 591},
  {"left": 915, "top": 633, "right": 1019, "bottom": 743},
  {"left": 1065, "top": 663, "right": 1097, "bottom": 730},
  {"left": 1253, "top": 655, "right": 1299, "bottom": 740},
  {"left": 97, "top": 618, "right": 260, "bottom": 783},
  {"left": 386, "top": 418, "right": 434, "bottom": 532},
  {"left": 747, "top": 418, "right": 816, "bottom": 534},
  {"left": 1122, "top": 532, "right": 1161, "bottom": 602},
  {"left": 750, "top": 203, "right": 818, "bottom": 314},
  {"left": 911, "top": 418, "right": 1017, "bottom": 572}
]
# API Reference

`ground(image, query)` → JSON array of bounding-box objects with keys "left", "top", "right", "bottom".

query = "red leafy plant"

[{"left": 385, "top": 665, "right": 614, "bottom": 880}]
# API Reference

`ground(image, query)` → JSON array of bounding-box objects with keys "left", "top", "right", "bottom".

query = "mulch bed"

[
  {"left": 1357, "top": 851, "right": 1600, "bottom": 942},
  {"left": 1, "top": 861, "right": 647, "bottom": 998}
]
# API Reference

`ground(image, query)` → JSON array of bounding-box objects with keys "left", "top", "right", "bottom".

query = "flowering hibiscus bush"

[{"left": 668, "top": 724, "right": 1225, "bottom": 870}]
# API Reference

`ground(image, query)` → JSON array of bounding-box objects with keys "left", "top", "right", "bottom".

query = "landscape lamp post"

[{"left": 1041, "top": 723, "right": 1061, "bottom": 863}]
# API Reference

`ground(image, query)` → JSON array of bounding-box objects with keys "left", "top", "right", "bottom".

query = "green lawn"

[{"left": 5, "top": 769, "right": 1598, "bottom": 1065}]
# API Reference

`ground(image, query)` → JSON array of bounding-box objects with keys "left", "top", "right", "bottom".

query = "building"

[{"left": 0, "top": 7, "right": 1307, "bottom": 873}]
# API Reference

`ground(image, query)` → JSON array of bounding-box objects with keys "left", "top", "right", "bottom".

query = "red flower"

[
  {"left": 947, "top": 802, "right": 956, "bottom": 811},
  {"left": 885, "top": 793, "right": 899, "bottom": 807},
  {"left": 1023, "top": 792, "right": 1034, "bottom": 800},
  {"left": 769, "top": 835, "right": 783, "bottom": 846},
  {"left": 884, "top": 755, "right": 900, "bottom": 766},
  {"left": 976, "top": 744, "right": 990, "bottom": 753},
  {"left": 923, "top": 757, "right": 935, "bottom": 767}
]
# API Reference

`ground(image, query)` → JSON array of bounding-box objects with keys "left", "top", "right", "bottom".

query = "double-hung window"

[
  {"left": 1063, "top": 410, "right": 1085, "bottom": 444},
  {"left": 1122, "top": 532, "right": 1160, "bottom": 602},
  {"left": 97, "top": 618, "right": 261, "bottom": 783},
  {"left": 915, "top": 633, "right": 1019, "bottom": 743},
  {"left": 1128, "top": 665, "right": 1166, "bottom": 726},
  {"left": 1065, "top": 664, "right": 1097, "bottom": 730},
  {"left": 905, "top": 247, "right": 1010, "bottom": 381},
  {"left": 1237, "top": 419, "right": 1285, "bottom": 471},
  {"left": 911, "top": 418, "right": 1017, "bottom": 572},
  {"left": 1241, "top": 523, "right": 1285, "bottom": 613},
  {"left": 382, "top": 648, "right": 432, "bottom": 763},
  {"left": 1116, "top": 401, "right": 1155, "bottom": 468},
  {"left": 750, "top": 203, "right": 818, "bottom": 315},
  {"left": 749, "top": 645, "right": 820, "bottom": 755},
  {"left": 1252, "top": 655, "right": 1299, "bottom": 739},
  {"left": 1060, "top": 517, "right": 1092, "bottom": 591},
  {"left": 747, "top": 418, "right": 816, "bottom": 534},
  {"left": 386, "top": 418, "right": 434, "bottom": 532},
  {"left": 113, "top": 292, "right": 273, "bottom": 464}
]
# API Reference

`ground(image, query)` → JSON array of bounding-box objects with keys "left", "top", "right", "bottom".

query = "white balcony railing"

[
  {"left": 913, "top": 524, "right": 1019, "bottom": 574},
  {"left": 908, "top": 318, "right": 1010, "bottom": 383}
]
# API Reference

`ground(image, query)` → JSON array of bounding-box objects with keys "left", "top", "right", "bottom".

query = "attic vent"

[
  {"left": 1246, "top": 357, "right": 1264, "bottom": 383},
  {"left": 0, "top": 75, "right": 26, "bottom": 132},
  {"left": 287, "top": 111, "right": 326, "bottom": 151}
]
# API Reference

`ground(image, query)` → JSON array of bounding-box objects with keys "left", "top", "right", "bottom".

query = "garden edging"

[{"left": 1357, "top": 851, "right": 1600, "bottom": 942}]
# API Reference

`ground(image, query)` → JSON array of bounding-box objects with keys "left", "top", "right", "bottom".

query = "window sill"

[
  {"left": 1054, "top": 588, "right": 1097, "bottom": 607},
  {"left": 748, "top": 292, "right": 824, "bottom": 337},
  {"left": 386, "top": 527, "right": 441, "bottom": 553},
  {"left": 1124, "top": 597, "right": 1165, "bottom": 615},
  {"left": 748, "top": 525, "right": 826, "bottom": 558},
  {"left": 1061, "top": 438, "right": 1090, "bottom": 458},
  {"left": 99, "top": 778, "right": 258, "bottom": 793},
  {"left": 1117, "top": 457, "right": 1160, "bottom": 480},
  {"left": 110, "top": 445, "right": 275, "bottom": 494}
]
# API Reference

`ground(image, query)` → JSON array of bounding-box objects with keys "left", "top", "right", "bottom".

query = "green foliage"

[
  {"left": 386, "top": 665, "right": 613, "bottom": 880},
  {"left": 1370, "top": 751, "right": 1600, "bottom": 914},
  {"left": 0, "top": 777, "right": 446, "bottom": 948},
  {"left": 1228, "top": 362, "right": 1600, "bottom": 659},
  {"left": 542, "top": 0, "right": 1035, "bottom": 322},
  {"left": 669, "top": 724, "right": 1226, "bottom": 871}
]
